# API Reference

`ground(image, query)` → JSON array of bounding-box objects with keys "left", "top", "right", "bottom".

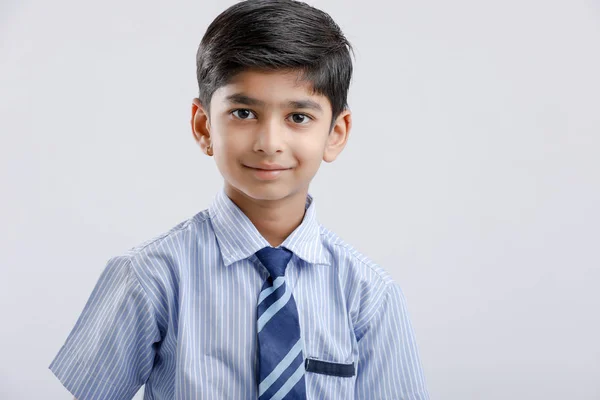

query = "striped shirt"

[{"left": 49, "top": 187, "right": 430, "bottom": 399}]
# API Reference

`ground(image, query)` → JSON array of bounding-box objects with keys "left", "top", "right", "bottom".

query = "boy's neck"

[{"left": 224, "top": 184, "right": 308, "bottom": 248}]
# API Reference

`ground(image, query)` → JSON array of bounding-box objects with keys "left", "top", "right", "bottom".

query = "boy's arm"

[
  {"left": 355, "top": 282, "right": 430, "bottom": 399},
  {"left": 49, "top": 256, "right": 161, "bottom": 400}
]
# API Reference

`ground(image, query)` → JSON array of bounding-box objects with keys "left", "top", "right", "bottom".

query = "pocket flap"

[{"left": 305, "top": 357, "right": 355, "bottom": 377}]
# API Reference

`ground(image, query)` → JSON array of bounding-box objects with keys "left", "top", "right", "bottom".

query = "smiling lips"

[
  {"left": 244, "top": 163, "right": 292, "bottom": 180},
  {"left": 247, "top": 163, "right": 290, "bottom": 170}
]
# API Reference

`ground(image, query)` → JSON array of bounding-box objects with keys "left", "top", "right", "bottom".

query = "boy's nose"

[{"left": 253, "top": 119, "right": 286, "bottom": 155}]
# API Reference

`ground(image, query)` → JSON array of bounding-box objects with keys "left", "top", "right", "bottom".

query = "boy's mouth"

[
  {"left": 244, "top": 163, "right": 292, "bottom": 171},
  {"left": 243, "top": 164, "right": 293, "bottom": 180}
]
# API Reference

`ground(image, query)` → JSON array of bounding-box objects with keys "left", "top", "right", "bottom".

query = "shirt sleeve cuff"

[{"left": 49, "top": 345, "right": 141, "bottom": 400}]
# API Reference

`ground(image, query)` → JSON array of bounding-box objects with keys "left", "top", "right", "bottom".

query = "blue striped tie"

[{"left": 255, "top": 246, "right": 307, "bottom": 400}]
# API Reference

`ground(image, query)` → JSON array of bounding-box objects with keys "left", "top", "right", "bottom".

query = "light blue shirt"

[{"left": 49, "top": 188, "right": 430, "bottom": 399}]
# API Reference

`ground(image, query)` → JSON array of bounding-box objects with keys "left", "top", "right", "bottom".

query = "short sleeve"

[
  {"left": 49, "top": 255, "right": 161, "bottom": 400},
  {"left": 355, "top": 283, "right": 430, "bottom": 400}
]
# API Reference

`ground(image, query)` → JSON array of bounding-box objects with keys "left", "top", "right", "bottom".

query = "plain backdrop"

[{"left": 1, "top": 0, "right": 599, "bottom": 399}]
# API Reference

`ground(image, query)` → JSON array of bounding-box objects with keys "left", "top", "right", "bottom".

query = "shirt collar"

[{"left": 208, "top": 187, "right": 330, "bottom": 267}]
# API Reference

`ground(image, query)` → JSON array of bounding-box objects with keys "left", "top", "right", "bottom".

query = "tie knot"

[{"left": 255, "top": 246, "right": 293, "bottom": 278}]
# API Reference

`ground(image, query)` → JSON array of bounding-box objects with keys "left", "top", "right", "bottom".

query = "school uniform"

[{"left": 49, "top": 187, "right": 430, "bottom": 399}]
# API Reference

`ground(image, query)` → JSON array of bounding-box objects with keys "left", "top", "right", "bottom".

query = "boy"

[{"left": 49, "top": 0, "right": 430, "bottom": 399}]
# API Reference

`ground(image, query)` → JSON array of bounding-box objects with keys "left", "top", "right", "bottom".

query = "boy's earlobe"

[
  {"left": 191, "top": 98, "right": 212, "bottom": 156},
  {"left": 323, "top": 110, "right": 352, "bottom": 163}
]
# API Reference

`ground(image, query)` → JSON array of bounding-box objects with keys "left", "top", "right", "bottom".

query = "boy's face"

[{"left": 191, "top": 70, "right": 351, "bottom": 203}]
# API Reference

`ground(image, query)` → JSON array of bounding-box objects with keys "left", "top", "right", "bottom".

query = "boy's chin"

[
  {"left": 245, "top": 187, "right": 295, "bottom": 202},
  {"left": 230, "top": 182, "right": 304, "bottom": 203}
]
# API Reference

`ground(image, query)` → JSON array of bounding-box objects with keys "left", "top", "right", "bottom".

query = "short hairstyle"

[{"left": 196, "top": 0, "right": 354, "bottom": 130}]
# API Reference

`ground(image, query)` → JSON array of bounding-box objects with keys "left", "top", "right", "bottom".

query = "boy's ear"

[
  {"left": 191, "top": 98, "right": 212, "bottom": 156},
  {"left": 323, "top": 109, "right": 352, "bottom": 163}
]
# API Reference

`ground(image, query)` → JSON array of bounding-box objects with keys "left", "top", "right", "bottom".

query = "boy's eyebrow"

[{"left": 225, "top": 93, "right": 323, "bottom": 113}]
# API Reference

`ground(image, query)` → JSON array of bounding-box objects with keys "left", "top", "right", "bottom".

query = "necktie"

[{"left": 255, "top": 246, "right": 307, "bottom": 400}]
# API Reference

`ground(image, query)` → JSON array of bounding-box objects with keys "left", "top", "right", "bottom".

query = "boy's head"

[{"left": 191, "top": 0, "right": 354, "bottom": 204}]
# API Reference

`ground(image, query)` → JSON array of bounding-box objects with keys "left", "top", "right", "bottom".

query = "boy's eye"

[
  {"left": 289, "top": 113, "right": 311, "bottom": 124},
  {"left": 231, "top": 109, "right": 311, "bottom": 124},
  {"left": 231, "top": 109, "right": 256, "bottom": 119}
]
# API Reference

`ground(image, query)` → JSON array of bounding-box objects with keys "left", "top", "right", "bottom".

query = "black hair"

[{"left": 196, "top": 0, "right": 354, "bottom": 131}]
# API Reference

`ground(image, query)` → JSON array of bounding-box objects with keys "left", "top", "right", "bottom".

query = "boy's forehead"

[{"left": 213, "top": 69, "right": 329, "bottom": 110}]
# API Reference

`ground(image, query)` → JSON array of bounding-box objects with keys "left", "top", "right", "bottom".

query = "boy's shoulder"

[
  {"left": 123, "top": 209, "right": 211, "bottom": 257},
  {"left": 102, "top": 209, "right": 211, "bottom": 293},
  {"left": 318, "top": 224, "right": 396, "bottom": 288}
]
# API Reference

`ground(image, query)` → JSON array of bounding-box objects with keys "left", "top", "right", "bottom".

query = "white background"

[{"left": 1, "top": 0, "right": 599, "bottom": 398}]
